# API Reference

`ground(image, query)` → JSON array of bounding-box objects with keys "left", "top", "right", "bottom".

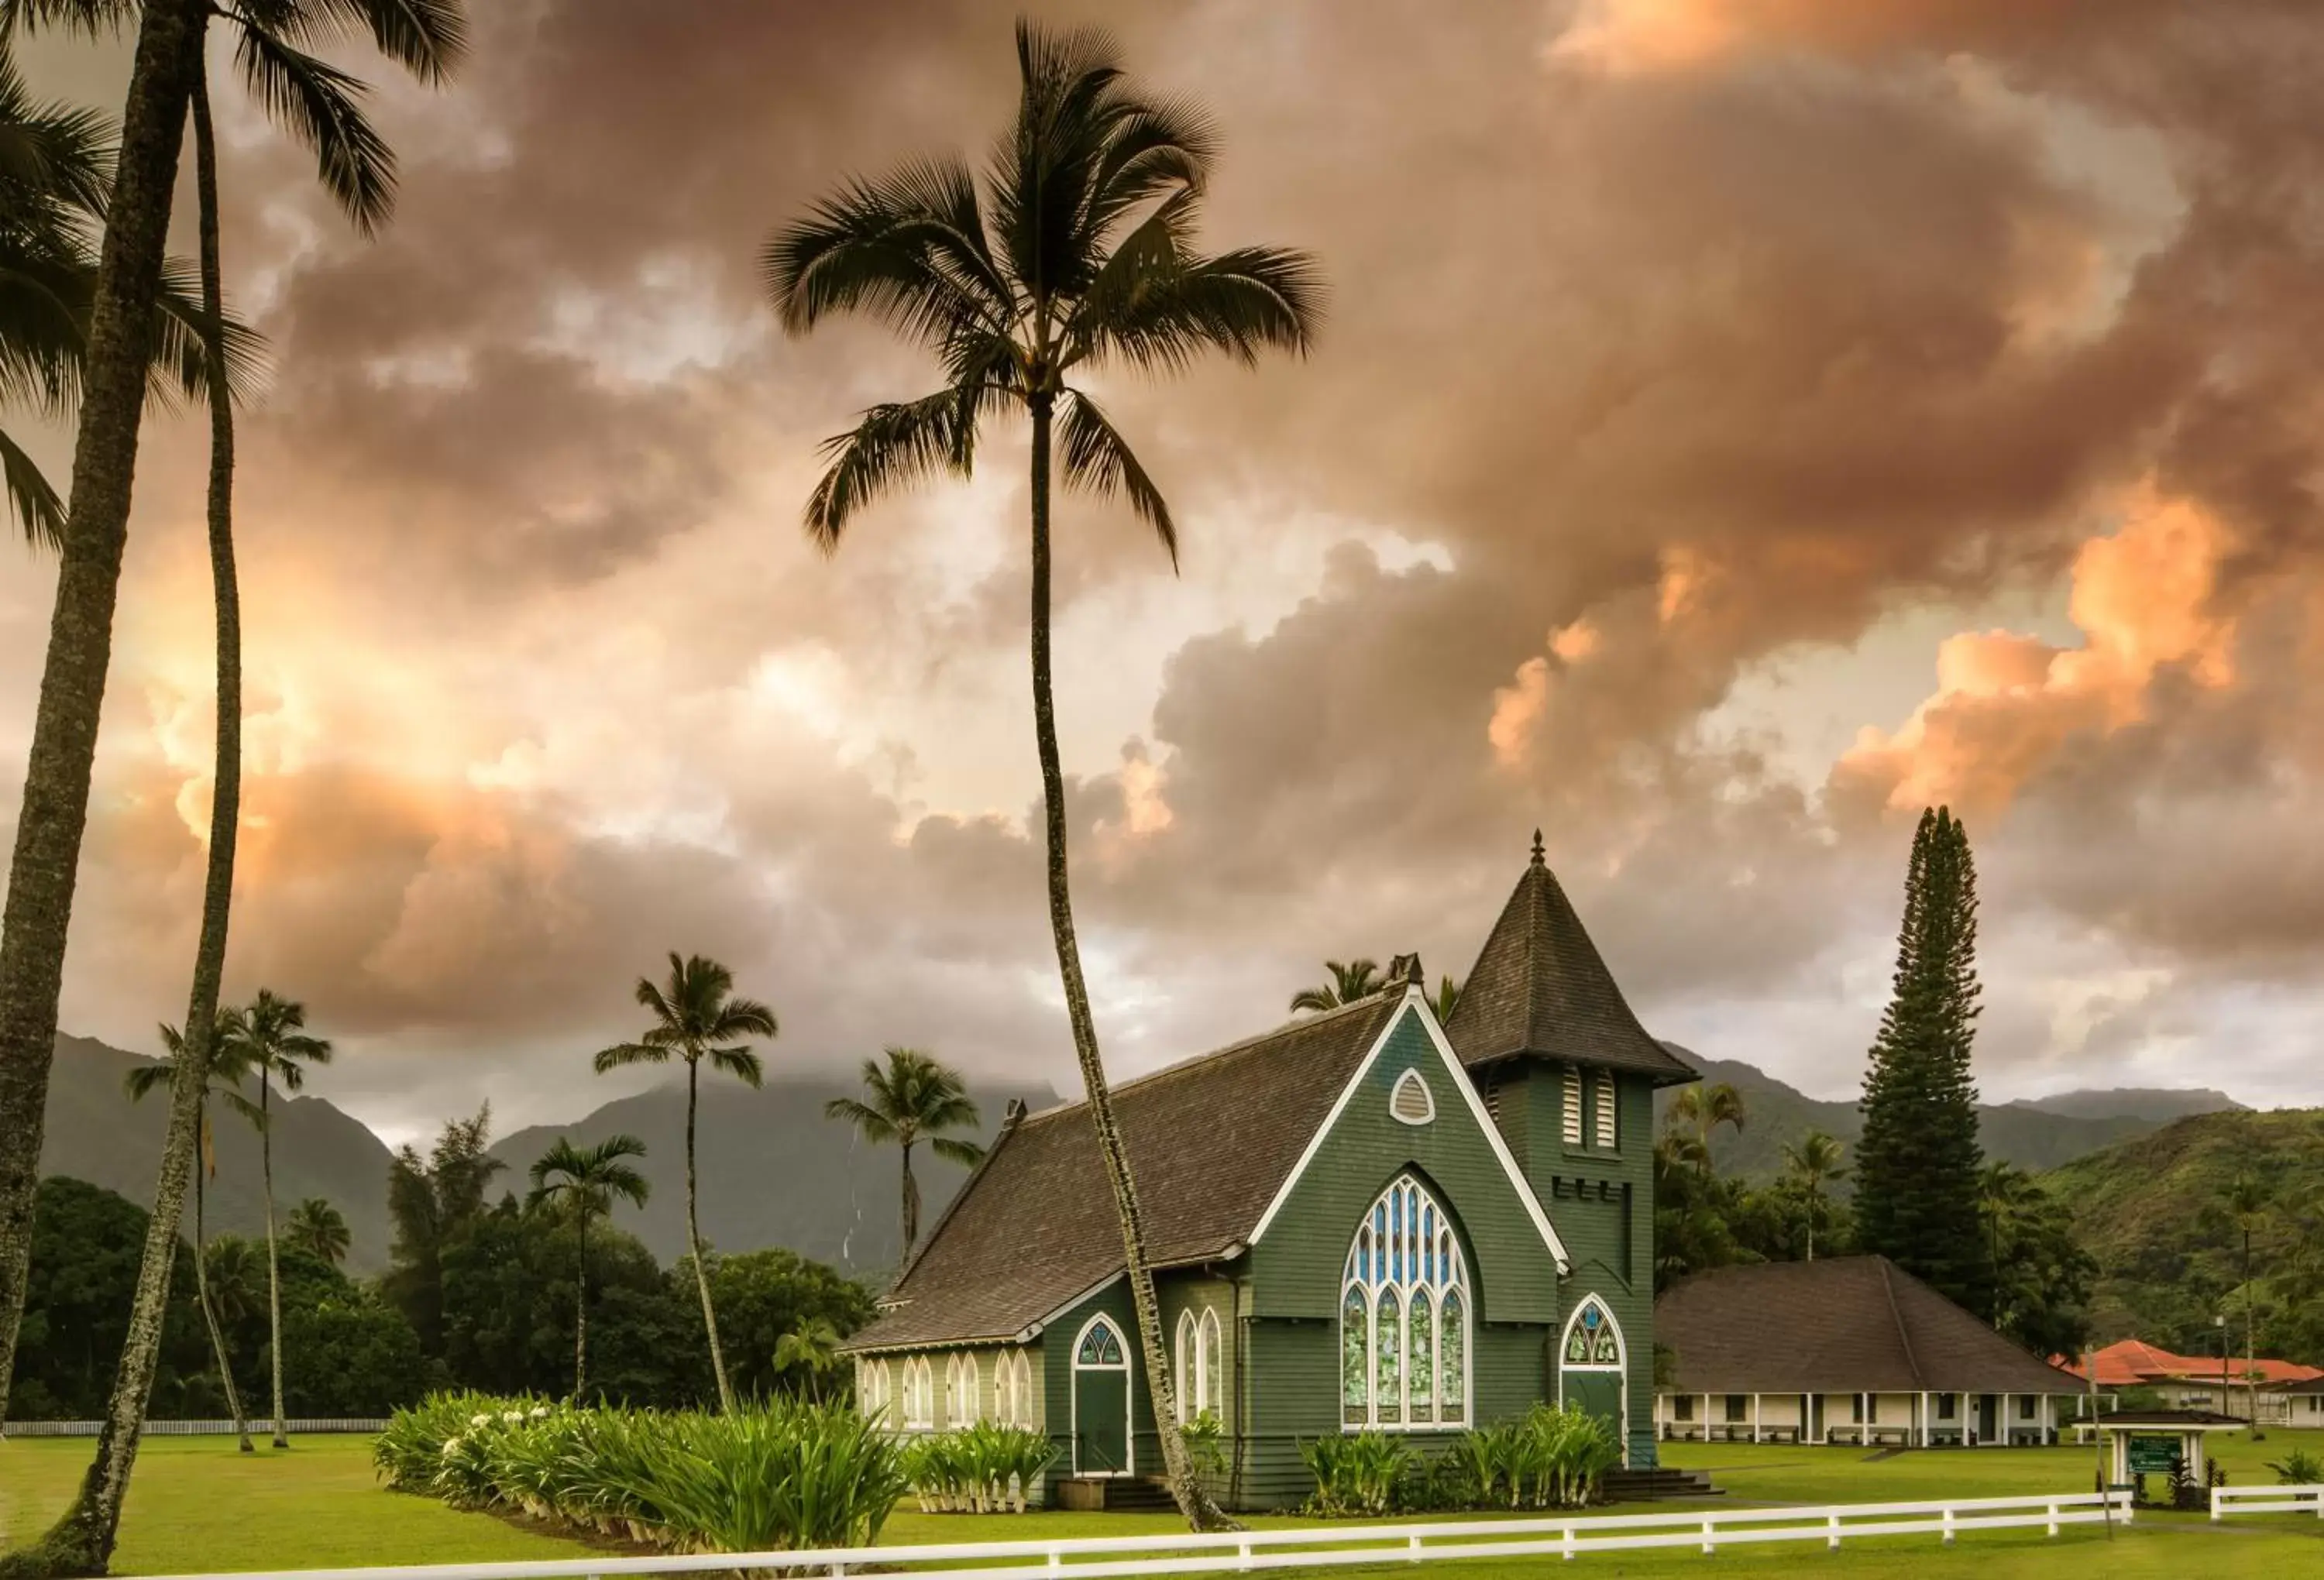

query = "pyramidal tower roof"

[{"left": 1442, "top": 831, "right": 1699, "bottom": 1086}]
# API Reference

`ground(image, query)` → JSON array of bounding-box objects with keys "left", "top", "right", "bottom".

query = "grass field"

[{"left": 4, "top": 1429, "right": 2320, "bottom": 1577}]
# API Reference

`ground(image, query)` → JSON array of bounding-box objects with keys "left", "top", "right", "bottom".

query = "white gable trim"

[{"left": 1248, "top": 988, "right": 1571, "bottom": 1272}]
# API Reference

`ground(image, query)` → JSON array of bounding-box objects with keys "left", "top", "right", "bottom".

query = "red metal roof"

[{"left": 2057, "top": 1338, "right": 2324, "bottom": 1389}]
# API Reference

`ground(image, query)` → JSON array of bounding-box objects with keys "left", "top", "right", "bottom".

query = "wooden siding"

[
  {"left": 1511, "top": 1063, "right": 1660, "bottom": 1467},
  {"left": 1249, "top": 1005, "right": 1559, "bottom": 1326}
]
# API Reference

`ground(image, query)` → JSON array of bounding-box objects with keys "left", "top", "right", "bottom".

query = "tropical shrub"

[
  {"left": 2267, "top": 1446, "right": 2323, "bottom": 1485},
  {"left": 903, "top": 1423, "right": 1058, "bottom": 1513},
  {"left": 1183, "top": 1408, "right": 1228, "bottom": 1481},
  {"left": 376, "top": 1392, "right": 907, "bottom": 1553},
  {"left": 1298, "top": 1406, "right": 1618, "bottom": 1517}
]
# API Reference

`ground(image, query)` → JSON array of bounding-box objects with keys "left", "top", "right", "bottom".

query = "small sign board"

[{"left": 2126, "top": 1435, "right": 2181, "bottom": 1475}]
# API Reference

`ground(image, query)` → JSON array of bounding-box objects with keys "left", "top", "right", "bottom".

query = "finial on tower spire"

[{"left": 1530, "top": 828, "right": 1545, "bottom": 865}]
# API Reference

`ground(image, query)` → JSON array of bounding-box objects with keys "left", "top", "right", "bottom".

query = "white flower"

[
  {"left": 502, "top": 1411, "right": 524, "bottom": 1424},
  {"left": 469, "top": 1413, "right": 490, "bottom": 1428},
  {"left": 529, "top": 1407, "right": 549, "bottom": 1419},
  {"left": 441, "top": 1437, "right": 463, "bottom": 1457}
]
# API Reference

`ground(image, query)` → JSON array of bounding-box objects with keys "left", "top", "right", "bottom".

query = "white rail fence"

[
  {"left": 142, "top": 1492, "right": 2134, "bottom": 1580},
  {"left": 2212, "top": 1482, "right": 2324, "bottom": 1519},
  {"left": 2, "top": 1418, "right": 387, "bottom": 1437}
]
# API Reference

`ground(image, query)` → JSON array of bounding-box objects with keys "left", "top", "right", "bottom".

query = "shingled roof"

[
  {"left": 1656, "top": 1256, "right": 2079, "bottom": 1395},
  {"left": 842, "top": 992, "right": 1408, "bottom": 1353},
  {"left": 1442, "top": 835, "right": 1697, "bottom": 1086}
]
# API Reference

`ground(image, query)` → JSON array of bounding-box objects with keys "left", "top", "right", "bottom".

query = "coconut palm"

[
  {"left": 774, "top": 1314, "right": 847, "bottom": 1403},
  {"left": 218, "top": 988, "right": 331, "bottom": 1448},
  {"left": 2222, "top": 1170, "right": 2272, "bottom": 1427},
  {"left": 1779, "top": 1130, "right": 1847, "bottom": 1262},
  {"left": 123, "top": 1022, "right": 260, "bottom": 1452},
  {"left": 823, "top": 1047, "right": 985, "bottom": 1257},
  {"left": 1666, "top": 1081, "right": 1746, "bottom": 1171},
  {"left": 0, "top": 12, "right": 262, "bottom": 1444},
  {"left": 593, "top": 953, "right": 777, "bottom": 1413},
  {"left": 283, "top": 1197, "right": 349, "bottom": 1267},
  {"left": 1289, "top": 960, "right": 1384, "bottom": 1015},
  {"left": 767, "top": 24, "right": 1319, "bottom": 1526},
  {"left": 526, "top": 1135, "right": 650, "bottom": 1402}
]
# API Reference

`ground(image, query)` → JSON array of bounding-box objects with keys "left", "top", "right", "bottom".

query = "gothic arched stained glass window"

[{"left": 1339, "top": 1173, "right": 1470, "bottom": 1429}]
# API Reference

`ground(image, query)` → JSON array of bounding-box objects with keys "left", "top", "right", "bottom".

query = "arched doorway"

[
  {"left": 1559, "top": 1297, "right": 1628, "bottom": 1463},
  {"left": 1071, "top": 1314, "right": 1132, "bottom": 1475}
]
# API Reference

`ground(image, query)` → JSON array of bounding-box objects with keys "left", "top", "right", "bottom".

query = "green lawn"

[{"left": 4, "top": 1430, "right": 2319, "bottom": 1578}]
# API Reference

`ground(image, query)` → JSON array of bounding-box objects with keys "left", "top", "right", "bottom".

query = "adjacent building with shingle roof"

[
  {"left": 842, "top": 836, "right": 1692, "bottom": 1509},
  {"left": 1654, "top": 1255, "right": 2085, "bottom": 1447}
]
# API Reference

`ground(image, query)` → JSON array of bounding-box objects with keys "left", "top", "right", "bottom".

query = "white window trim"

[
  {"left": 1390, "top": 1067, "right": 1436, "bottom": 1125},
  {"left": 1563, "top": 1064, "right": 1584, "bottom": 1146},
  {"left": 1595, "top": 1070, "right": 1618, "bottom": 1150},
  {"left": 1249, "top": 989, "right": 1571, "bottom": 1272},
  {"left": 1070, "top": 1314, "right": 1134, "bottom": 1477},
  {"left": 1339, "top": 1173, "right": 1473, "bottom": 1434},
  {"left": 1199, "top": 1307, "right": 1222, "bottom": 1420},
  {"left": 902, "top": 1355, "right": 934, "bottom": 1429},
  {"left": 1174, "top": 1310, "right": 1201, "bottom": 1423}
]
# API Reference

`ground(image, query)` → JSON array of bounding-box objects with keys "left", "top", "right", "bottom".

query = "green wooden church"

[{"left": 842, "top": 836, "right": 1697, "bottom": 1509}]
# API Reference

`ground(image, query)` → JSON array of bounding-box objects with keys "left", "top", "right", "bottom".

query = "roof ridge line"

[
  {"left": 1016, "top": 994, "right": 1398, "bottom": 1123},
  {"left": 1877, "top": 1256, "right": 1925, "bottom": 1389}
]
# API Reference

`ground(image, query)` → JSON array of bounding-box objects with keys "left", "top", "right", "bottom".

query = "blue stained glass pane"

[
  {"left": 1360, "top": 1227, "right": 1372, "bottom": 1285},
  {"left": 1583, "top": 1304, "right": 1600, "bottom": 1331}
]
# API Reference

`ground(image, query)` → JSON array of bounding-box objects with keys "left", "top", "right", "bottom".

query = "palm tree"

[
  {"left": 774, "top": 1315, "right": 847, "bottom": 1403},
  {"left": 1666, "top": 1081, "right": 1747, "bottom": 1170},
  {"left": 823, "top": 1047, "right": 985, "bottom": 1258},
  {"left": 123, "top": 1022, "right": 260, "bottom": 1453},
  {"left": 0, "top": 12, "right": 260, "bottom": 1441},
  {"left": 218, "top": 989, "right": 331, "bottom": 1448},
  {"left": 2222, "top": 1170, "right": 2271, "bottom": 1428},
  {"left": 767, "top": 26, "right": 1319, "bottom": 1525},
  {"left": 283, "top": 1197, "right": 349, "bottom": 1267},
  {"left": 525, "top": 1135, "right": 650, "bottom": 1403},
  {"left": 1779, "top": 1131, "right": 1847, "bottom": 1261},
  {"left": 1976, "top": 1160, "right": 2040, "bottom": 1327},
  {"left": 593, "top": 952, "right": 776, "bottom": 1413},
  {"left": 1431, "top": 975, "right": 1462, "bottom": 1025},
  {"left": 1289, "top": 960, "right": 1384, "bottom": 1015}
]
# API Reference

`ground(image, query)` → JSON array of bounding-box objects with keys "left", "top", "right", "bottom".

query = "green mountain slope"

[
  {"left": 36, "top": 1033, "right": 397, "bottom": 1270},
  {"left": 2038, "top": 1107, "right": 2324, "bottom": 1361},
  {"left": 1652, "top": 1047, "right": 2231, "bottom": 1183}
]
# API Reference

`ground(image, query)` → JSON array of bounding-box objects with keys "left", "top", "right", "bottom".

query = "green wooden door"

[
  {"left": 1566, "top": 1371, "right": 1624, "bottom": 1447},
  {"left": 1073, "top": 1317, "right": 1131, "bottom": 1475}
]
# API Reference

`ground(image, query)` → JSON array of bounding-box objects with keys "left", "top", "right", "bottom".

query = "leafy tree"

[
  {"left": 594, "top": 951, "right": 776, "bottom": 1413},
  {"left": 383, "top": 1107, "right": 505, "bottom": 1355},
  {"left": 766, "top": 21, "right": 1319, "bottom": 1528},
  {"left": 124, "top": 1021, "right": 260, "bottom": 1451},
  {"left": 1668, "top": 1082, "right": 1747, "bottom": 1169},
  {"left": 1781, "top": 1132, "right": 1847, "bottom": 1262},
  {"left": 526, "top": 1134, "right": 651, "bottom": 1400},
  {"left": 5, "top": 1177, "right": 208, "bottom": 1422},
  {"left": 1977, "top": 1162, "right": 2095, "bottom": 1357},
  {"left": 284, "top": 1197, "right": 349, "bottom": 1268},
  {"left": 277, "top": 1286, "right": 428, "bottom": 1417},
  {"left": 218, "top": 988, "right": 332, "bottom": 1447},
  {"left": 1291, "top": 960, "right": 1384, "bottom": 1014},
  {"left": 696, "top": 1247, "right": 877, "bottom": 1402},
  {"left": 1854, "top": 806, "right": 1989, "bottom": 1313},
  {"left": 823, "top": 1047, "right": 984, "bottom": 1256}
]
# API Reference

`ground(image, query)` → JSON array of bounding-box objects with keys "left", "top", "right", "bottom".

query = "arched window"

[
  {"left": 1174, "top": 1307, "right": 1229, "bottom": 1421},
  {"left": 944, "top": 1353, "right": 981, "bottom": 1425},
  {"left": 994, "top": 1349, "right": 1020, "bottom": 1425},
  {"left": 1340, "top": 1173, "right": 1470, "bottom": 1430},
  {"left": 858, "top": 1358, "right": 891, "bottom": 1423},
  {"left": 1562, "top": 1297, "right": 1623, "bottom": 1369},
  {"left": 1200, "top": 1307, "right": 1222, "bottom": 1420},
  {"left": 902, "top": 1356, "right": 934, "bottom": 1428}
]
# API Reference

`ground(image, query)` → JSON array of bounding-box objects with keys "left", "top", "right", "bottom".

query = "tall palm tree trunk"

[
  {"left": 900, "top": 1137, "right": 918, "bottom": 1255},
  {"left": 1025, "top": 393, "right": 1227, "bottom": 1530},
  {"left": 684, "top": 1060, "right": 734, "bottom": 1412},
  {"left": 260, "top": 1073, "right": 287, "bottom": 1448},
  {"left": 190, "top": 1116, "right": 251, "bottom": 1451},
  {"left": 573, "top": 1206, "right": 588, "bottom": 1400},
  {"left": 184, "top": 72, "right": 250, "bottom": 1459},
  {"left": 0, "top": 0, "right": 209, "bottom": 1444}
]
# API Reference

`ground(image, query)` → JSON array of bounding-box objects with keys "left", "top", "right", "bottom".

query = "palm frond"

[
  {"left": 803, "top": 386, "right": 989, "bottom": 551},
  {"left": 0, "top": 421, "right": 62, "bottom": 549},
  {"left": 152, "top": 253, "right": 269, "bottom": 408},
  {"left": 233, "top": 24, "right": 396, "bottom": 234},
  {"left": 280, "top": 0, "right": 469, "bottom": 84},
  {"left": 930, "top": 1136, "right": 985, "bottom": 1169},
  {"left": 0, "top": 0, "right": 138, "bottom": 40},
  {"left": 592, "top": 1039, "right": 668, "bottom": 1073},
  {"left": 1076, "top": 244, "right": 1323, "bottom": 375},
  {"left": 823, "top": 1094, "right": 899, "bottom": 1144},
  {"left": 708, "top": 1044, "right": 764, "bottom": 1087},
  {"left": 711, "top": 994, "right": 779, "bottom": 1042},
  {"left": 762, "top": 153, "right": 1011, "bottom": 345},
  {"left": 1057, "top": 387, "right": 1174, "bottom": 567}
]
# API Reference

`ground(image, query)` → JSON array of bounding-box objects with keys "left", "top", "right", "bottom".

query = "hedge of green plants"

[
  {"left": 900, "top": 1422, "right": 1059, "bottom": 1513},
  {"left": 374, "top": 1391, "right": 909, "bottom": 1553},
  {"left": 1300, "top": 1404, "right": 1621, "bottom": 1516}
]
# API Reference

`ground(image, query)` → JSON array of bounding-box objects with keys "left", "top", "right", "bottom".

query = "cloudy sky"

[{"left": 7, "top": 0, "right": 2322, "bottom": 1143}]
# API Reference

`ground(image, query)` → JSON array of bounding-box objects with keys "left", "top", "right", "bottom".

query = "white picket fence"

[
  {"left": 2, "top": 1418, "right": 387, "bottom": 1437},
  {"left": 2212, "top": 1482, "right": 2324, "bottom": 1519},
  {"left": 140, "top": 1491, "right": 2134, "bottom": 1580}
]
